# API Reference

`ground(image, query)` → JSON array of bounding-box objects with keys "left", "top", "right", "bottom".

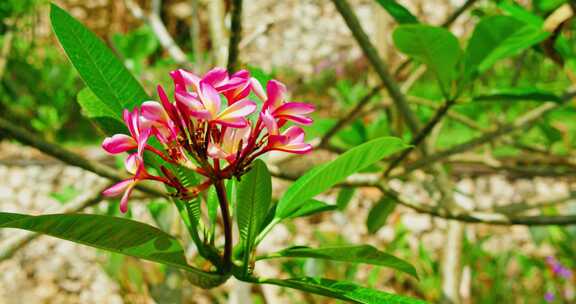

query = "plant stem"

[{"left": 214, "top": 179, "right": 233, "bottom": 273}]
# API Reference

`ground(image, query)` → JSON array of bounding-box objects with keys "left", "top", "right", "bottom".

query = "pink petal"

[
  {"left": 272, "top": 102, "right": 315, "bottom": 125},
  {"left": 124, "top": 153, "right": 139, "bottom": 174},
  {"left": 265, "top": 80, "right": 287, "bottom": 110},
  {"left": 175, "top": 88, "right": 212, "bottom": 120},
  {"left": 282, "top": 126, "right": 306, "bottom": 143},
  {"left": 137, "top": 127, "right": 152, "bottom": 158},
  {"left": 199, "top": 81, "right": 222, "bottom": 117},
  {"left": 231, "top": 70, "right": 250, "bottom": 79},
  {"left": 251, "top": 78, "right": 266, "bottom": 101},
  {"left": 157, "top": 85, "right": 180, "bottom": 123},
  {"left": 102, "top": 179, "right": 133, "bottom": 197},
  {"left": 119, "top": 183, "right": 136, "bottom": 213},
  {"left": 171, "top": 69, "right": 200, "bottom": 91},
  {"left": 260, "top": 110, "right": 278, "bottom": 135},
  {"left": 141, "top": 101, "right": 167, "bottom": 122},
  {"left": 217, "top": 99, "right": 256, "bottom": 121},
  {"left": 102, "top": 134, "right": 137, "bottom": 154},
  {"left": 203, "top": 67, "right": 229, "bottom": 87}
]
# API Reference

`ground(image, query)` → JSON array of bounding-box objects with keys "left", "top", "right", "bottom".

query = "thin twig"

[
  {"left": 380, "top": 186, "right": 576, "bottom": 226},
  {"left": 227, "top": 0, "right": 243, "bottom": 71},
  {"left": 404, "top": 101, "right": 563, "bottom": 174},
  {"left": 332, "top": 0, "right": 420, "bottom": 134},
  {"left": 124, "top": 0, "right": 190, "bottom": 67},
  {"left": 384, "top": 99, "right": 456, "bottom": 176},
  {"left": 0, "top": 116, "right": 165, "bottom": 197},
  {"left": 319, "top": 85, "right": 383, "bottom": 148}
]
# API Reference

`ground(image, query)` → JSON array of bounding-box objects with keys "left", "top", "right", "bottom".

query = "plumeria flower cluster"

[{"left": 101, "top": 68, "right": 315, "bottom": 212}]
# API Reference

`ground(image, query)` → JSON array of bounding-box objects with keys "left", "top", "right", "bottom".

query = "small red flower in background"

[{"left": 101, "top": 68, "right": 315, "bottom": 212}]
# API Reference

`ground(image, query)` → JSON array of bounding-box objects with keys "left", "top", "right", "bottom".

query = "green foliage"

[
  {"left": 261, "top": 277, "right": 426, "bottom": 304},
  {"left": 464, "top": 15, "right": 549, "bottom": 79},
  {"left": 275, "top": 137, "right": 408, "bottom": 220},
  {"left": 261, "top": 245, "right": 417, "bottom": 277},
  {"left": 336, "top": 187, "right": 356, "bottom": 210},
  {"left": 393, "top": 25, "right": 461, "bottom": 98},
  {"left": 50, "top": 4, "right": 148, "bottom": 132},
  {"left": 474, "top": 87, "right": 562, "bottom": 103},
  {"left": 367, "top": 196, "right": 398, "bottom": 234},
  {"left": 236, "top": 160, "right": 272, "bottom": 276},
  {"left": 375, "top": 0, "right": 419, "bottom": 24},
  {"left": 0, "top": 212, "right": 227, "bottom": 288}
]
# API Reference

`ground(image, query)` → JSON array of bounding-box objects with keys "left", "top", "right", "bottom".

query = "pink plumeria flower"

[
  {"left": 141, "top": 100, "right": 178, "bottom": 144},
  {"left": 102, "top": 108, "right": 151, "bottom": 158},
  {"left": 175, "top": 81, "right": 256, "bottom": 127},
  {"left": 102, "top": 154, "right": 150, "bottom": 213},
  {"left": 171, "top": 68, "right": 253, "bottom": 104},
  {"left": 260, "top": 80, "right": 315, "bottom": 125},
  {"left": 261, "top": 110, "right": 312, "bottom": 154},
  {"left": 208, "top": 125, "right": 251, "bottom": 163}
]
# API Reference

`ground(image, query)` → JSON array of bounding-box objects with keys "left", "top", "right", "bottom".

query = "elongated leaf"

[
  {"left": 276, "top": 137, "right": 407, "bottom": 219},
  {"left": 51, "top": 4, "right": 148, "bottom": 128},
  {"left": 464, "top": 15, "right": 549, "bottom": 77},
  {"left": 261, "top": 245, "right": 417, "bottom": 277},
  {"left": 260, "top": 277, "right": 426, "bottom": 304},
  {"left": 367, "top": 197, "right": 398, "bottom": 234},
  {"left": 236, "top": 160, "right": 272, "bottom": 275},
  {"left": 288, "top": 199, "right": 336, "bottom": 219},
  {"left": 336, "top": 187, "right": 356, "bottom": 210},
  {"left": 0, "top": 212, "right": 226, "bottom": 288},
  {"left": 393, "top": 25, "right": 461, "bottom": 98},
  {"left": 474, "top": 87, "right": 562, "bottom": 103},
  {"left": 375, "top": 0, "right": 419, "bottom": 24},
  {"left": 77, "top": 88, "right": 126, "bottom": 134}
]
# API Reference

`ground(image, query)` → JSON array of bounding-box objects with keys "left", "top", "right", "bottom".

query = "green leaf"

[
  {"left": 393, "top": 25, "right": 461, "bottom": 98},
  {"left": 260, "top": 245, "right": 417, "bottom": 278},
  {"left": 287, "top": 199, "right": 337, "bottom": 219},
  {"left": 77, "top": 87, "right": 126, "bottom": 134},
  {"left": 367, "top": 197, "right": 398, "bottom": 234},
  {"left": 464, "top": 15, "right": 549, "bottom": 77},
  {"left": 375, "top": 0, "right": 418, "bottom": 24},
  {"left": 259, "top": 277, "right": 426, "bottom": 304},
  {"left": 0, "top": 212, "right": 227, "bottom": 288},
  {"left": 51, "top": 4, "right": 148, "bottom": 128},
  {"left": 275, "top": 137, "right": 407, "bottom": 220},
  {"left": 336, "top": 187, "right": 356, "bottom": 210},
  {"left": 236, "top": 160, "right": 272, "bottom": 275},
  {"left": 473, "top": 87, "right": 562, "bottom": 103}
]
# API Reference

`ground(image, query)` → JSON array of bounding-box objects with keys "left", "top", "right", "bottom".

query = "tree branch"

[
  {"left": 227, "top": 0, "right": 243, "bottom": 71},
  {"left": 404, "top": 90, "right": 576, "bottom": 174},
  {"left": 385, "top": 99, "right": 456, "bottom": 176},
  {"left": 124, "top": 0, "right": 190, "bottom": 67},
  {"left": 332, "top": 0, "right": 420, "bottom": 134}
]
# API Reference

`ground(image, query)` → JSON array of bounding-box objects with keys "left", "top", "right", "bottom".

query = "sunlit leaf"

[
  {"left": 51, "top": 4, "right": 148, "bottom": 131},
  {"left": 474, "top": 87, "right": 562, "bottom": 103},
  {"left": 260, "top": 245, "right": 417, "bottom": 277},
  {"left": 367, "top": 196, "right": 398, "bottom": 234},
  {"left": 464, "top": 15, "right": 549, "bottom": 77},
  {"left": 259, "top": 277, "right": 426, "bottom": 304},
  {"left": 287, "top": 199, "right": 336, "bottom": 219},
  {"left": 236, "top": 160, "right": 272, "bottom": 275},
  {"left": 375, "top": 0, "right": 419, "bottom": 24},
  {"left": 393, "top": 25, "right": 461, "bottom": 98},
  {"left": 0, "top": 212, "right": 227, "bottom": 288},
  {"left": 275, "top": 137, "right": 408, "bottom": 220}
]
